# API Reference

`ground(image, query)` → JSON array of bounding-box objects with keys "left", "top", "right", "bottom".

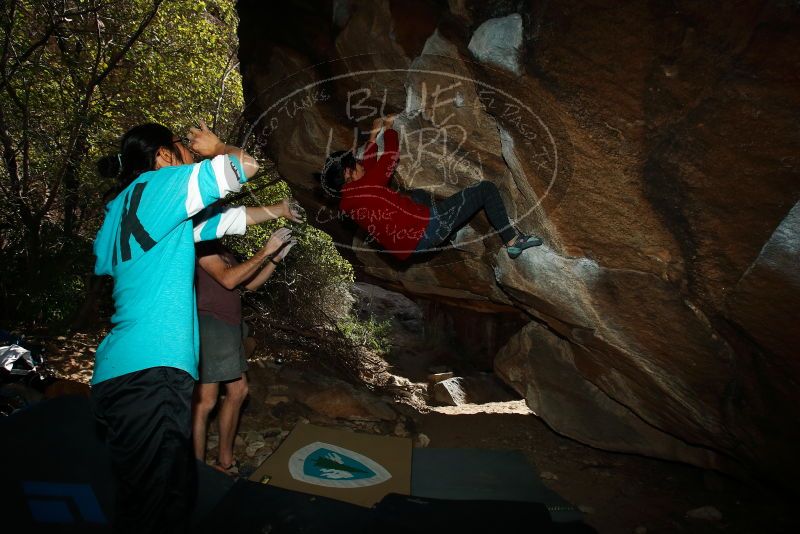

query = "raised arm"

[
  {"left": 360, "top": 117, "right": 382, "bottom": 175},
  {"left": 358, "top": 127, "right": 399, "bottom": 188},
  {"left": 194, "top": 198, "right": 305, "bottom": 243},
  {"left": 242, "top": 235, "right": 296, "bottom": 291},
  {"left": 194, "top": 206, "right": 246, "bottom": 242},
  {"left": 197, "top": 228, "right": 293, "bottom": 290},
  {"left": 245, "top": 199, "right": 305, "bottom": 225},
  {"left": 189, "top": 120, "right": 259, "bottom": 180},
  {"left": 132, "top": 153, "right": 247, "bottom": 244}
]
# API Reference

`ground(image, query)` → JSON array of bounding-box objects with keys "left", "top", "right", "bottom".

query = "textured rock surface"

[
  {"left": 352, "top": 282, "right": 424, "bottom": 333},
  {"left": 237, "top": 0, "right": 800, "bottom": 487},
  {"left": 433, "top": 377, "right": 468, "bottom": 406},
  {"left": 495, "top": 322, "right": 721, "bottom": 470},
  {"left": 432, "top": 374, "right": 518, "bottom": 406},
  {"left": 467, "top": 14, "right": 524, "bottom": 75},
  {"left": 280, "top": 368, "right": 398, "bottom": 421}
]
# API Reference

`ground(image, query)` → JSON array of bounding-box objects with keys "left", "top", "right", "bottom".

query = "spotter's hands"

[{"left": 282, "top": 198, "right": 306, "bottom": 224}]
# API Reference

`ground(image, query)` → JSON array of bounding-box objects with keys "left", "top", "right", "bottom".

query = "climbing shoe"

[{"left": 507, "top": 234, "right": 543, "bottom": 259}]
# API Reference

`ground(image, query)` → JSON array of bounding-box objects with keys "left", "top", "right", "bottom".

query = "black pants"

[
  {"left": 415, "top": 181, "right": 517, "bottom": 251},
  {"left": 91, "top": 366, "right": 196, "bottom": 534}
]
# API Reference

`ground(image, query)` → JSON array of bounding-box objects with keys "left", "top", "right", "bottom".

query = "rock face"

[
  {"left": 495, "top": 322, "right": 720, "bottom": 470},
  {"left": 237, "top": 0, "right": 800, "bottom": 488},
  {"left": 432, "top": 374, "right": 518, "bottom": 406},
  {"left": 467, "top": 14, "right": 524, "bottom": 75},
  {"left": 280, "top": 368, "right": 398, "bottom": 421}
]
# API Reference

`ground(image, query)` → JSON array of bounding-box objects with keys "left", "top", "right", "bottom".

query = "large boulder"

[{"left": 237, "top": 0, "right": 800, "bottom": 488}]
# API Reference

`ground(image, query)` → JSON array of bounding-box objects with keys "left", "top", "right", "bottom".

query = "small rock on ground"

[{"left": 685, "top": 506, "right": 722, "bottom": 521}]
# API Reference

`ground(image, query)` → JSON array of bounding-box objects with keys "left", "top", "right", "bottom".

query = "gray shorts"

[{"left": 198, "top": 314, "right": 249, "bottom": 384}]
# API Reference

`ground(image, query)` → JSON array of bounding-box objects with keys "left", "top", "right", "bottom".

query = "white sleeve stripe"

[
  {"left": 193, "top": 220, "right": 206, "bottom": 242},
  {"left": 211, "top": 155, "right": 228, "bottom": 197},
  {"left": 216, "top": 206, "right": 247, "bottom": 237},
  {"left": 185, "top": 163, "right": 203, "bottom": 216}
]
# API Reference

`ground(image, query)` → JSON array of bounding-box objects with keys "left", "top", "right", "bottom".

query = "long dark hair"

[
  {"left": 320, "top": 150, "right": 356, "bottom": 198},
  {"left": 98, "top": 123, "right": 184, "bottom": 201}
]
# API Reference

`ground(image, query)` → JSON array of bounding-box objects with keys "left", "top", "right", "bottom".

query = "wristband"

[{"left": 261, "top": 252, "right": 276, "bottom": 269}]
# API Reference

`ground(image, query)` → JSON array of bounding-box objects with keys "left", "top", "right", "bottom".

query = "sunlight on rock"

[{"left": 468, "top": 14, "right": 524, "bottom": 75}]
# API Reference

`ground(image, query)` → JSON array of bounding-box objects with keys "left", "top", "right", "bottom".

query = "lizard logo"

[{"left": 287, "top": 441, "right": 391, "bottom": 488}]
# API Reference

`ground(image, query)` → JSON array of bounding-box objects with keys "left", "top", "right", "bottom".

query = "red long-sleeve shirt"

[{"left": 340, "top": 129, "right": 430, "bottom": 260}]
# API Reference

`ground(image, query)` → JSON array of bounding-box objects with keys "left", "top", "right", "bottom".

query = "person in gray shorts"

[{"left": 192, "top": 222, "right": 297, "bottom": 474}]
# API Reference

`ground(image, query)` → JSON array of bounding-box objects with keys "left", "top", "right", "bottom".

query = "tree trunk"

[
  {"left": 24, "top": 219, "right": 41, "bottom": 275},
  {"left": 63, "top": 137, "right": 87, "bottom": 238}
]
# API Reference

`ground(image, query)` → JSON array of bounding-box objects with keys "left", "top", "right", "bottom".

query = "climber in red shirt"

[{"left": 321, "top": 115, "right": 543, "bottom": 261}]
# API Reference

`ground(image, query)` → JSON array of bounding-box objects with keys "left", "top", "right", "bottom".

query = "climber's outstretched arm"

[{"left": 359, "top": 121, "right": 399, "bottom": 188}]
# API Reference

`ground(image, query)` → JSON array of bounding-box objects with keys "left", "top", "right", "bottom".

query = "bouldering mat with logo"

[{"left": 248, "top": 423, "right": 411, "bottom": 507}]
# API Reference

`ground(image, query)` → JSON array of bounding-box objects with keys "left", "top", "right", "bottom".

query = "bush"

[
  {"left": 223, "top": 173, "right": 355, "bottom": 330},
  {"left": 222, "top": 168, "right": 397, "bottom": 384},
  {"left": 337, "top": 315, "right": 392, "bottom": 355},
  {"left": 0, "top": 229, "right": 94, "bottom": 326}
]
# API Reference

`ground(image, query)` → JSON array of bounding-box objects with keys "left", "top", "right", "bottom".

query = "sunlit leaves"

[{"left": 0, "top": 0, "right": 245, "bottom": 322}]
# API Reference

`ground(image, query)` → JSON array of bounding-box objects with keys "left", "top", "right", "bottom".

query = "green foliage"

[
  {"left": 225, "top": 175, "right": 355, "bottom": 330},
  {"left": 0, "top": 0, "right": 245, "bottom": 323},
  {"left": 337, "top": 314, "right": 392, "bottom": 355},
  {"left": 0, "top": 0, "right": 361, "bottom": 344},
  {"left": 7, "top": 247, "right": 92, "bottom": 324}
]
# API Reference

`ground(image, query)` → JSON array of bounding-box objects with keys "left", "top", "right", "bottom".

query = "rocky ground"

[{"left": 22, "top": 323, "right": 796, "bottom": 534}]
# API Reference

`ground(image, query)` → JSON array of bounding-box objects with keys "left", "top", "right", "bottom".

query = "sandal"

[
  {"left": 213, "top": 459, "right": 240, "bottom": 476},
  {"left": 507, "top": 234, "right": 543, "bottom": 259}
]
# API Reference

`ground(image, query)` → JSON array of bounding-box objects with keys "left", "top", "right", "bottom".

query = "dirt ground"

[{"left": 22, "top": 328, "right": 799, "bottom": 534}]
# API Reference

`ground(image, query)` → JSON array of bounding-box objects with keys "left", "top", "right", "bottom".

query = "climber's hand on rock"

[
  {"left": 188, "top": 119, "right": 225, "bottom": 157},
  {"left": 368, "top": 116, "right": 384, "bottom": 141}
]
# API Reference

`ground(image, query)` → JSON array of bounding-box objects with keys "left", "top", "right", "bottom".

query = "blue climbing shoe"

[{"left": 507, "top": 234, "right": 543, "bottom": 259}]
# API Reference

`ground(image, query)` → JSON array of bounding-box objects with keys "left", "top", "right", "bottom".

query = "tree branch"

[
  {"left": 0, "top": 2, "right": 60, "bottom": 91},
  {"left": 85, "top": 0, "right": 164, "bottom": 94},
  {"left": 0, "top": 0, "right": 19, "bottom": 74},
  {"left": 0, "top": 106, "right": 20, "bottom": 193},
  {"left": 0, "top": 105, "right": 37, "bottom": 232},
  {"left": 37, "top": 0, "right": 164, "bottom": 220},
  {"left": 212, "top": 48, "right": 239, "bottom": 131}
]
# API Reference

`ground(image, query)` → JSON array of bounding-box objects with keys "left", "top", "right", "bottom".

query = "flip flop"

[
  {"left": 507, "top": 234, "right": 543, "bottom": 259},
  {"left": 213, "top": 459, "right": 240, "bottom": 477}
]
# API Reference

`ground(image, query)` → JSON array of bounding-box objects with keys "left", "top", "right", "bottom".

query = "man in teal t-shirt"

[
  {"left": 93, "top": 151, "right": 247, "bottom": 383},
  {"left": 90, "top": 121, "right": 263, "bottom": 533}
]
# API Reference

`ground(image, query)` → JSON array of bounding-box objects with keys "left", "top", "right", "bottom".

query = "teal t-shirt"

[{"left": 92, "top": 154, "right": 247, "bottom": 385}]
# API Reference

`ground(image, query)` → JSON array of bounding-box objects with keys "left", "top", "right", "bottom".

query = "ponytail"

[{"left": 98, "top": 123, "right": 184, "bottom": 201}]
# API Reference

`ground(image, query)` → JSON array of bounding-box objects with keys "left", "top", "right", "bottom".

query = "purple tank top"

[{"left": 195, "top": 241, "right": 242, "bottom": 325}]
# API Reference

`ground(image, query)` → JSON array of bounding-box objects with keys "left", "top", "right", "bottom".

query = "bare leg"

[
  {"left": 192, "top": 382, "right": 219, "bottom": 462},
  {"left": 217, "top": 374, "right": 249, "bottom": 468},
  {"left": 243, "top": 336, "right": 257, "bottom": 359}
]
